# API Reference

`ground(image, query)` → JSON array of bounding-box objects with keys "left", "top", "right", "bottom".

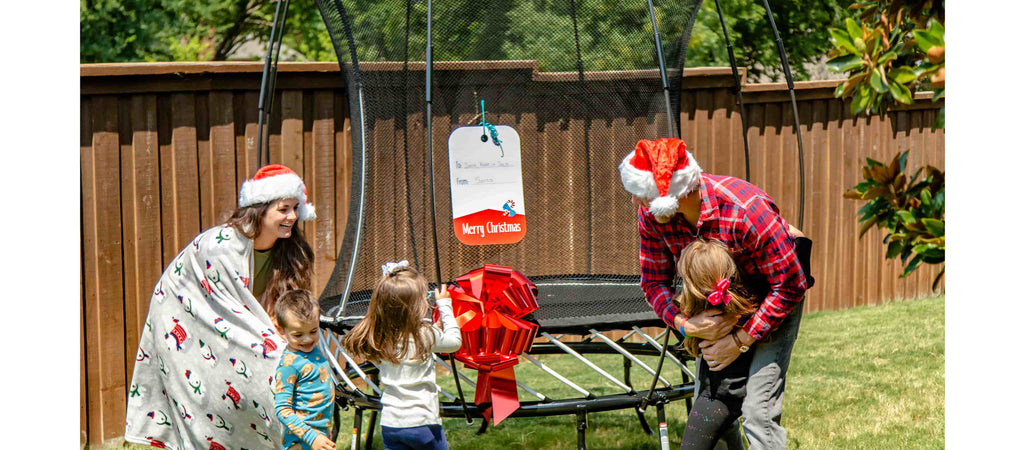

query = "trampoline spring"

[
  {"left": 433, "top": 355, "right": 477, "bottom": 387},
  {"left": 523, "top": 353, "right": 591, "bottom": 398},
  {"left": 322, "top": 336, "right": 362, "bottom": 392},
  {"left": 589, "top": 329, "right": 672, "bottom": 388},
  {"left": 621, "top": 329, "right": 639, "bottom": 341},
  {"left": 632, "top": 327, "right": 693, "bottom": 378},
  {"left": 513, "top": 377, "right": 548, "bottom": 402},
  {"left": 336, "top": 348, "right": 382, "bottom": 395},
  {"left": 540, "top": 332, "right": 633, "bottom": 394},
  {"left": 437, "top": 385, "right": 457, "bottom": 401}
]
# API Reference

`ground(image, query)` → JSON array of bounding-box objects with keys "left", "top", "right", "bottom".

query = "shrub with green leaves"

[
  {"left": 826, "top": 0, "right": 944, "bottom": 121},
  {"left": 844, "top": 151, "right": 944, "bottom": 288}
]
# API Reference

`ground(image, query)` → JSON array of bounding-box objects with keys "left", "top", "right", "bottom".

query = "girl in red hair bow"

[{"left": 674, "top": 239, "right": 757, "bottom": 449}]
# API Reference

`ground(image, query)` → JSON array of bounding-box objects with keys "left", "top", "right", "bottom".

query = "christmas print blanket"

[{"left": 125, "top": 225, "right": 286, "bottom": 450}]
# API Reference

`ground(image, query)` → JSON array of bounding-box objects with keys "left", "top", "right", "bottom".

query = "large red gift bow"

[{"left": 445, "top": 264, "right": 538, "bottom": 425}]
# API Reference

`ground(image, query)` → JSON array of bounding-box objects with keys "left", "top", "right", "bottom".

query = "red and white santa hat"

[
  {"left": 618, "top": 137, "right": 702, "bottom": 218},
  {"left": 238, "top": 164, "right": 316, "bottom": 221}
]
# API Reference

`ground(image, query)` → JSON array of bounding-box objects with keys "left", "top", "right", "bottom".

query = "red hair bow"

[{"left": 707, "top": 279, "right": 732, "bottom": 306}]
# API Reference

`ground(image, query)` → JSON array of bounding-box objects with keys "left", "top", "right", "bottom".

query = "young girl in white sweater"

[{"left": 342, "top": 261, "right": 462, "bottom": 449}]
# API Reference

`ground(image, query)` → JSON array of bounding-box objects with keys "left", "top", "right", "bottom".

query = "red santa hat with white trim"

[
  {"left": 238, "top": 164, "right": 316, "bottom": 221},
  {"left": 618, "top": 137, "right": 702, "bottom": 218}
]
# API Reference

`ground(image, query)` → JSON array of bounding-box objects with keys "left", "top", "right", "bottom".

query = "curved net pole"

[
  {"left": 257, "top": 0, "right": 290, "bottom": 167},
  {"left": 645, "top": 0, "right": 677, "bottom": 138},
  {"left": 713, "top": 0, "right": 752, "bottom": 182},
  {"left": 568, "top": 0, "right": 593, "bottom": 272},
  {"left": 424, "top": 0, "right": 472, "bottom": 424},
  {"left": 401, "top": 0, "right": 421, "bottom": 269},
  {"left": 313, "top": 0, "right": 368, "bottom": 314},
  {"left": 761, "top": 0, "right": 806, "bottom": 229},
  {"left": 640, "top": 1, "right": 678, "bottom": 422}
]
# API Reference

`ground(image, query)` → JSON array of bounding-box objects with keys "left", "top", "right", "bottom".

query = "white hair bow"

[{"left": 381, "top": 260, "right": 410, "bottom": 276}]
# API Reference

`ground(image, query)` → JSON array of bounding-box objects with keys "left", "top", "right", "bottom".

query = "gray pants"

[{"left": 694, "top": 302, "right": 804, "bottom": 450}]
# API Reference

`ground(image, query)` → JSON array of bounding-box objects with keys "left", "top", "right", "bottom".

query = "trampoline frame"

[{"left": 318, "top": 323, "right": 696, "bottom": 449}]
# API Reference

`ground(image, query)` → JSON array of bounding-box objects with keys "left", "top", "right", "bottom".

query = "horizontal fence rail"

[{"left": 80, "top": 62, "right": 944, "bottom": 445}]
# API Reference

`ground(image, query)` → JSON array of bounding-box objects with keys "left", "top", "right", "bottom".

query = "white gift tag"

[{"left": 448, "top": 125, "right": 526, "bottom": 245}]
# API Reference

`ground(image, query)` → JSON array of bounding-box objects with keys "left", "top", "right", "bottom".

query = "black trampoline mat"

[{"left": 320, "top": 275, "right": 666, "bottom": 334}]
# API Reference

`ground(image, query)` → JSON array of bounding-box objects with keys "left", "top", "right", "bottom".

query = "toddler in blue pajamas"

[{"left": 273, "top": 289, "right": 336, "bottom": 450}]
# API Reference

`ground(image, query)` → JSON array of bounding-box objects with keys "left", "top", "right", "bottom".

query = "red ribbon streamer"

[{"left": 445, "top": 264, "right": 538, "bottom": 425}]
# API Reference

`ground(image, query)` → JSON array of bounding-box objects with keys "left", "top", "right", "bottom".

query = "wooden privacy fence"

[{"left": 80, "top": 62, "right": 944, "bottom": 446}]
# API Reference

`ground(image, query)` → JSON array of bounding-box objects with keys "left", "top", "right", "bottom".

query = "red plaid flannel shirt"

[{"left": 638, "top": 174, "right": 808, "bottom": 340}]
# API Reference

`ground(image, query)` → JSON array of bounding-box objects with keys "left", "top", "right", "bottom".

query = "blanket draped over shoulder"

[{"left": 125, "top": 225, "right": 286, "bottom": 450}]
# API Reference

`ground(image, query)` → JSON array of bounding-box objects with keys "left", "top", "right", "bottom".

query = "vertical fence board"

[
  {"left": 334, "top": 91, "right": 351, "bottom": 266},
  {"left": 121, "top": 94, "right": 163, "bottom": 383},
  {"left": 826, "top": 100, "right": 844, "bottom": 311},
  {"left": 238, "top": 92, "right": 261, "bottom": 185},
  {"left": 746, "top": 104, "right": 766, "bottom": 190},
  {"left": 841, "top": 102, "right": 861, "bottom": 308},
  {"left": 162, "top": 93, "right": 201, "bottom": 262},
  {"left": 711, "top": 88, "right": 733, "bottom": 176},
  {"left": 860, "top": 115, "right": 877, "bottom": 307},
  {"left": 693, "top": 90, "right": 715, "bottom": 168},
  {"left": 805, "top": 101, "right": 825, "bottom": 311},
  {"left": 204, "top": 91, "right": 238, "bottom": 226},
  {"left": 309, "top": 91, "right": 337, "bottom": 294},
  {"left": 83, "top": 95, "right": 127, "bottom": 442},
  {"left": 761, "top": 103, "right": 783, "bottom": 217},
  {"left": 279, "top": 90, "right": 305, "bottom": 172},
  {"left": 80, "top": 98, "right": 91, "bottom": 447},
  {"left": 195, "top": 93, "right": 212, "bottom": 230}
]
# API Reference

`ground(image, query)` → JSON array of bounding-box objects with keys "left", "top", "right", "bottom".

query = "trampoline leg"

[
  {"left": 634, "top": 407, "right": 654, "bottom": 435},
  {"left": 366, "top": 410, "right": 378, "bottom": 449},
  {"left": 351, "top": 408, "right": 363, "bottom": 450},
  {"left": 623, "top": 356, "right": 633, "bottom": 388},
  {"left": 656, "top": 402, "right": 671, "bottom": 450},
  {"left": 332, "top": 401, "right": 343, "bottom": 441},
  {"left": 681, "top": 366, "right": 693, "bottom": 413},
  {"left": 576, "top": 406, "right": 588, "bottom": 450}
]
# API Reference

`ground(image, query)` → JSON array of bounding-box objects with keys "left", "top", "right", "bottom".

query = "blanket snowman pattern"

[{"left": 125, "top": 225, "right": 286, "bottom": 449}]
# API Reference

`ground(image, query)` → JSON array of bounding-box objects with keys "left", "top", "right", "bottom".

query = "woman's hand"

[
  {"left": 312, "top": 434, "right": 335, "bottom": 450},
  {"left": 681, "top": 309, "right": 739, "bottom": 341},
  {"left": 699, "top": 335, "right": 741, "bottom": 372}
]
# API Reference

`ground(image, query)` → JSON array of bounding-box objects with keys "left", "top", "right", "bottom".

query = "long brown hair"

[
  {"left": 342, "top": 266, "right": 433, "bottom": 364},
  {"left": 226, "top": 201, "right": 314, "bottom": 315},
  {"left": 674, "top": 239, "right": 756, "bottom": 357}
]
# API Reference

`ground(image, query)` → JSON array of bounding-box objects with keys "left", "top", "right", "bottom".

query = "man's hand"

[
  {"left": 699, "top": 336, "right": 741, "bottom": 372},
  {"left": 680, "top": 310, "right": 739, "bottom": 341},
  {"left": 312, "top": 434, "right": 336, "bottom": 450}
]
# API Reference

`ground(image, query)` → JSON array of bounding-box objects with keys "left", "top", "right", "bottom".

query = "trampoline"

[{"left": 251, "top": 0, "right": 811, "bottom": 448}]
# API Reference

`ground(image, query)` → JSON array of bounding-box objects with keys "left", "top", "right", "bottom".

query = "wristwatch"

[{"left": 731, "top": 331, "right": 750, "bottom": 353}]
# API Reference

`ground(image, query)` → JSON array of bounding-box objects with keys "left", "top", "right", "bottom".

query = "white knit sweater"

[{"left": 378, "top": 297, "right": 462, "bottom": 428}]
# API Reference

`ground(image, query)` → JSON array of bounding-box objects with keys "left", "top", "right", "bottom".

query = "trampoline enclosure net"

[{"left": 314, "top": 0, "right": 702, "bottom": 325}]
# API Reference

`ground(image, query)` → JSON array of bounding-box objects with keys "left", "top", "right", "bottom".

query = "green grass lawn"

[{"left": 113, "top": 296, "right": 943, "bottom": 449}]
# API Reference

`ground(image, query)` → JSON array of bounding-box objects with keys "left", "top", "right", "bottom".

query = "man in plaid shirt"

[{"left": 620, "top": 137, "right": 811, "bottom": 449}]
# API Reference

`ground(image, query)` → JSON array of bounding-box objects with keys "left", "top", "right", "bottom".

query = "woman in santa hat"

[{"left": 125, "top": 165, "right": 317, "bottom": 449}]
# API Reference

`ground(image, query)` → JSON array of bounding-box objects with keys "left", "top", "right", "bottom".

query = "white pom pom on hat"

[
  {"left": 618, "top": 137, "right": 702, "bottom": 217},
  {"left": 238, "top": 164, "right": 317, "bottom": 221}
]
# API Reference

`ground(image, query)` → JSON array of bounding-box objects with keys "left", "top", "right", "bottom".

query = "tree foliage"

[
  {"left": 826, "top": 0, "right": 944, "bottom": 117},
  {"left": 82, "top": 0, "right": 856, "bottom": 81},
  {"left": 81, "top": 0, "right": 333, "bottom": 62},
  {"left": 844, "top": 151, "right": 944, "bottom": 289},
  {"left": 830, "top": 1, "right": 945, "bottom": 287}
]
